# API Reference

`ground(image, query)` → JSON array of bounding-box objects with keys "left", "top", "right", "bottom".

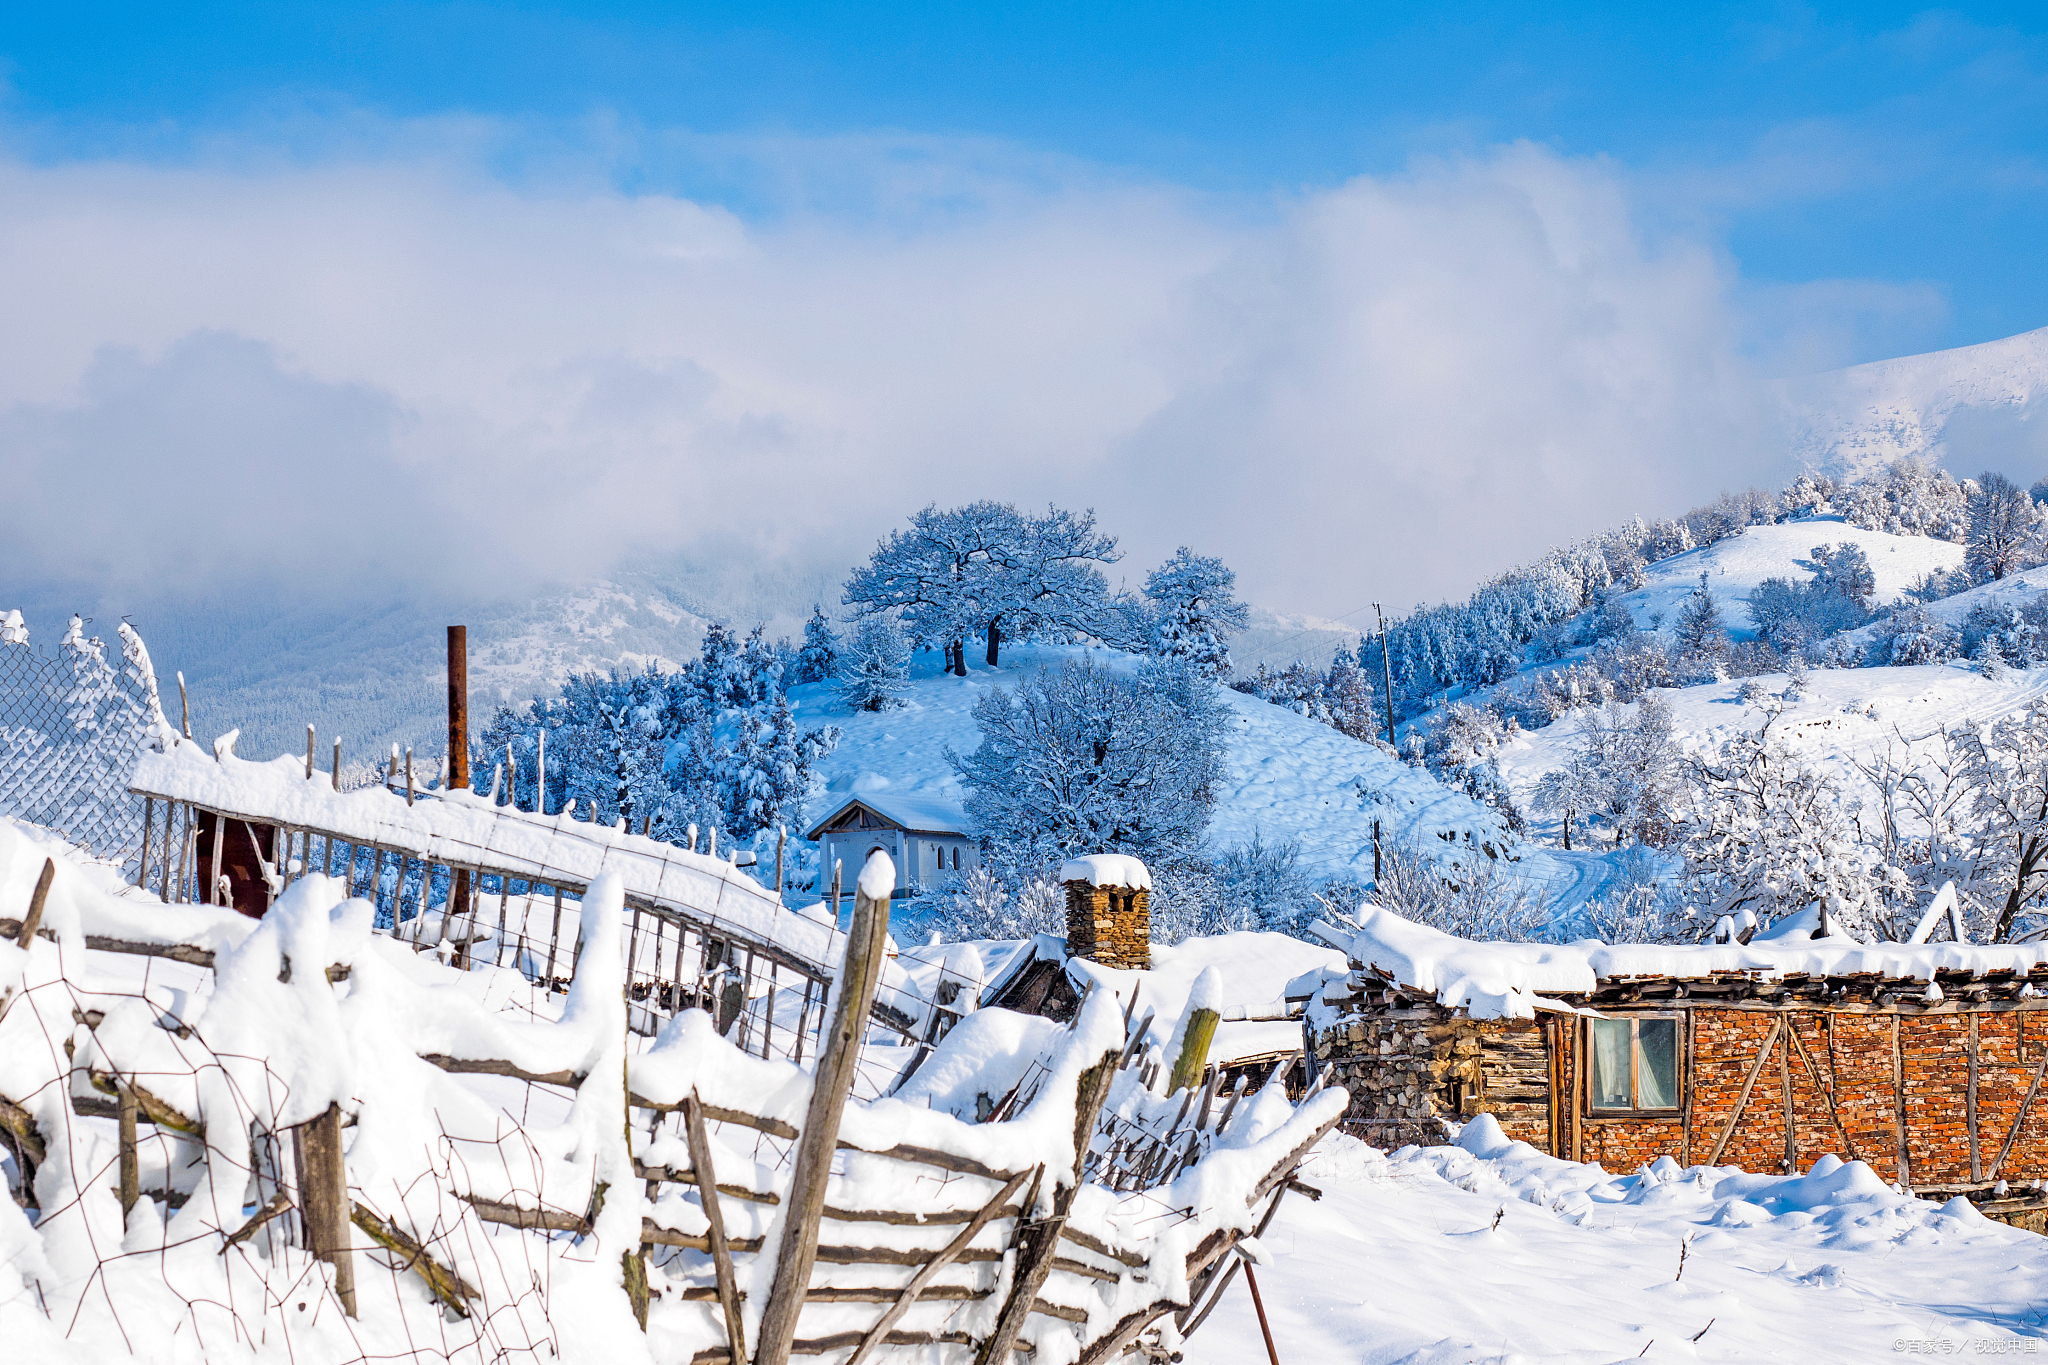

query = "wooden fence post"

[
  {"left": 975, "top": 1049, "right": 1119, "bottom": 1365},
  {"left": 117, "top": 1085, "right": 139, "bottom": 1217},
  {"left": 754, "top": 852, "right": 894, "bottom": 1365},
  {"left": 295, "top": 1102, "right": 357, "bottom": 1317},
  {"left": 16, "top": 859, "right": 55, "bottom": 947}
]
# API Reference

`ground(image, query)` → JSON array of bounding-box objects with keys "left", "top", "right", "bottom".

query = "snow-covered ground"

[
  {"left": 1189, "top": 1120, "right": 2048, "bottom": 1363},
  {"left": 1610, "top": 516, "right": 1964, "bottom": 642},
  {"left": 789, "top": 645, "right": 1570, "bottom": 905}
]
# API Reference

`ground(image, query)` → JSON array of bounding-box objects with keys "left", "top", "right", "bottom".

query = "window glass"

[
  {"left": 1590, "top": 1018, "right": 1632, "bottom": 1109},
  {"left": 1635, "top": 1018, "right": 1679, "bottom": 1109}
]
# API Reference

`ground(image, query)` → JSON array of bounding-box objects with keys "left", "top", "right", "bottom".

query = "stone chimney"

[{"left": 1061, "top": 854, "right": 1152, "bottom": 971}]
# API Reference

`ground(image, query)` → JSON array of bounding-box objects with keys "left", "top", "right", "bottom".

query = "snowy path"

[{"left": 1186, "top": 1125, "right": 2048, "bottom": 1364}]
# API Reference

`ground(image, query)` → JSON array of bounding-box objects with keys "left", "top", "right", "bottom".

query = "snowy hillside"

[
  {"left": 1610, "top": 515, "right": 1963, "bottom": 639},
  {"left": 789, "top": 645, "right": 1565, "bottom": 898},
  {"left": 1788, "top": 322, "right": 2048, "bottom": 483},
  {"left": 1499, "top": 661, "right": 2048, "bottom": 857}
]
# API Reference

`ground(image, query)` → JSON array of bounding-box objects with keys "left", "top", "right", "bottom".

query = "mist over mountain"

[{"left": 1789, "top": 323, "right": 2048, "bottom": 483}]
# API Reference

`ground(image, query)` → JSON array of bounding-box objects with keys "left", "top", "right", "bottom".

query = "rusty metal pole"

[
  {"left": 446, "top": 626, "right": 470, "bottom": 792},
  {"left": 447, "top": 626, "right": 472, "bottom": 966}
]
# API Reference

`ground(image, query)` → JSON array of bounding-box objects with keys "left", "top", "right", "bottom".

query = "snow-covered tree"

[
  {"left": 479, "top": 624, "right": 837, "bottom": 853},
  {"left": 1877, "top": 605, "right": 1963, "bottom": 665},
  {"left": 1957, "top": 699, "right": 2048, "bottom": 941},
  {"left": 837, "top": 614, "right": 912, "bottom": 712},
  {"left": 1142, "top": 547, "right": 1250, "bottom": 678},
  {"left": 1416, "top": 703, "right": 1526, "bottom": 834},
  {"left": 1534, "top": 696, "right": 1680, "bottom": 850},
  {"left": 1962, "top": 594, "right": 2048, "bottom": 667},
  {"left": 1672, "top": 573, "right": 1728, "bottom": 666},
  {"left": 1967, "top": 472, "right": 2045, "bottom": 583},
  {"left": 1677, "top": 710, "right": 1905, "bottom": 936},
  {"left": 951, "top": 656, "right": 1224, "bottom": 875},
  {"left": 1215, "top": 832, "right": 1318, "bottom": 935},
  {"left": 843, "top": 501, "right": 1119, "bottom": 674},
  {"left": 1747, "top": 544, "right": 1875, "bottom": 655},
  {"left": 791, "top": 605, "right": 841, "bottom": 685}
]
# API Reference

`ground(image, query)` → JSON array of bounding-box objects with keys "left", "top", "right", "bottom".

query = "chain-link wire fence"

[{"left": 0, "top": 612, "right": 176, "bottom": 878}]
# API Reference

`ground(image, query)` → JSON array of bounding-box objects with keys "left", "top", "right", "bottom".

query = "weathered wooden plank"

[
  {"left": 824, "top": 1202, "right": 1019, "bottom": 1226},
  {"left": 684, "top": 1094, "right": 747, "bottom": 1363},
  {"left": 976, "top": 1051, "right": 1119, "bottom": 1365},
  {"left": 837, "top": 1139, "right": 1023, "bottom": 1184},
  {"left": 1057, "top": 1225, "right": 1147, "bottom": 1268},
  {"left": 423, "top": 1055, "right": 584, "bottom": 1088},
  {"left": 1991, "top": 1045, "right": 2048, "bottom": 1182},
  {"left": 814, "top": 1245, "right": 1005, "bottom": 1267},
  {"left": 845, "top": 1169, "right": 1029, "bottom": 1365},
  {"left": 1705, "top": 1017, "right": 1784, "bottom": 1168},
  {"left": 352, "top": 1201, "right": 478, "bottom": 1317}
]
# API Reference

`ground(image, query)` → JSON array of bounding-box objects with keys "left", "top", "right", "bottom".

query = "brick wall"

[{"left": 1319, "top": 997, "right": 2048, "bottom": 1188}]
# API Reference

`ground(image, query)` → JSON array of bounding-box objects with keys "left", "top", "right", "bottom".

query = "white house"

[{"left": 805, "top": 793, "right": 977, "bottom": 901}]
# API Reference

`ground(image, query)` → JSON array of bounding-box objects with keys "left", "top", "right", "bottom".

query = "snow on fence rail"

[
  {"left": 125, "top": 737, "right": 928, "bottom": 1063},
  {"left": 0, "top": 832, "right": 1346, "bottom": 1364}
]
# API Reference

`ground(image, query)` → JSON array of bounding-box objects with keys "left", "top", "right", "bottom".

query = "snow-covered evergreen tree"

[
  {"left": 1672, "top": 573, "right": 1728, "bottom": 666},
  {"left": 791, "top": 606, "right": 841, "bottom": 684},
  {"left": 1143, "top": 547, "right": 1250, "bottom": 678},
  {"left": 837, "top": 614, "right": 912, "bottom": 712}
]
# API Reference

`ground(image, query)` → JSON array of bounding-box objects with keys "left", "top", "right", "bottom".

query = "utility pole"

[{"left": 1373, "top": 604, "right": 1397, "bottom": 748}]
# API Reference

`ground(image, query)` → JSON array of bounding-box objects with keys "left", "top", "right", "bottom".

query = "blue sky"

[
  {"left": 8, "top": 2, "right": 2045, "bottom": 356},
  {"left": 2, "top": 4, "right": 2045, "bottom": 616}
]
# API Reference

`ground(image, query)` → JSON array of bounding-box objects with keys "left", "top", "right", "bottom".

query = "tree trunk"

[
  {"left": 1562, "top": 812, "right": 1572, "bottom": 852},
  {"left": 951, "top": 639, "right": 968, "bottom": 677},
  {"left": 986, "top": 618, "right": 1002, "bottom": 667},
  {"left": 1997, "top": 831, "right": 2047, "bottom": 941}
]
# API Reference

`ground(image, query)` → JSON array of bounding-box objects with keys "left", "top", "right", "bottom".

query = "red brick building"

[{"left": 1304, "top": 906, "right": 2048, "bottom": 1228}]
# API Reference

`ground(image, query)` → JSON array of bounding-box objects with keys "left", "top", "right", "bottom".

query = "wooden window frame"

[{"left": 1584, "top": 1013, "right": 1684, "bottom": 1118}]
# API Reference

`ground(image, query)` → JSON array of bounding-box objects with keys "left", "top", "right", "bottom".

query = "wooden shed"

[{"left": 1303, "top": 905, "right": 2048, "bottom": 1229}]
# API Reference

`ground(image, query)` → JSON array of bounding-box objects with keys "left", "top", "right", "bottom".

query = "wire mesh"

[{"left": 0, "top": 614, "right": 174, "bottom": 878}]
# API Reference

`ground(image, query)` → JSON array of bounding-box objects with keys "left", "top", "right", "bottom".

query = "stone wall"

[
  {"left": 1312, "top": 1006, "right": 1551, "bottom": 1152},
  {"left": 1064, "top": 881, "right": 1150, "bottom": 971}
]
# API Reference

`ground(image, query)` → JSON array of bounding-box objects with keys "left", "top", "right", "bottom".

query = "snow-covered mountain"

[{"left": 1788, "top": 323, "right": 2048, "bottom": 483}]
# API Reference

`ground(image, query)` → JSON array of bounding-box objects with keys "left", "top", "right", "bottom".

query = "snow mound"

[{"left": 1058, "top": 853, "right": 1152, "bottom": 889}]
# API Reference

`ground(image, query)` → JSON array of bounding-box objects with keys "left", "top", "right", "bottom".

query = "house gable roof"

[{"left": 804, "top": 791, "right": 969, "bottom": 840}]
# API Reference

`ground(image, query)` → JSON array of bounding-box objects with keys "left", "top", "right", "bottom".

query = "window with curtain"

[{"left": 1587, "top": 1015, "right": 1681, "bottom": 1112}]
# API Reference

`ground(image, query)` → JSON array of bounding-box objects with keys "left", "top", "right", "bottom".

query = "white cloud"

[{"left": 0, "top": 131, "right": 1827, "bottom": 615}]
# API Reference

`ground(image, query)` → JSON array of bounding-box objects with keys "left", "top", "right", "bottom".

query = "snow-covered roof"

[
  {"left": 1324, "top": 905, "right": 2048, "bottom": 1021},
  {"left": 130, "top": 739, "right": 845, "bottom": 969},
  {"left": 803, "top": 791, "right": 969, "bottom": 838},
  {"left": 1058, "top": 854, "right": 1152, "bottom": 890}
]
